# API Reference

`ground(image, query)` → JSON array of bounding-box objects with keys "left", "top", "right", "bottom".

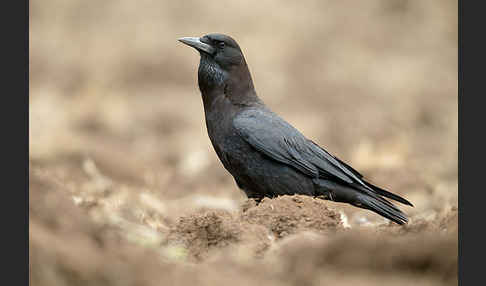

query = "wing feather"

[
  {"left": 233, "top": 109, "right": 358, "bottom": 185},
  {"left": 233, "top": 108, "right": 413, "bottom": 207}
]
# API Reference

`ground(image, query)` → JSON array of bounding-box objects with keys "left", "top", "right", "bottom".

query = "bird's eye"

[{"left": 218, "top": 41, "right": 225, "bottom": 49}]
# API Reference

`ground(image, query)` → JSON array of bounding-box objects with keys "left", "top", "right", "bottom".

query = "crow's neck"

[{"left": 198, "top": 58, "right": 262, "bottom": 111}]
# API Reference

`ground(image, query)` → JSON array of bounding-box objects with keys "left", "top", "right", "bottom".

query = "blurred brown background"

[{"left": 30, "top": 1, "right": 458, "bottom": 285}]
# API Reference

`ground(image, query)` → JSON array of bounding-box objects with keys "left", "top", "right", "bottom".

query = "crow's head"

[
  {"left": 179, "top": 33, "right": 244, "bottom": 70},
  {"left": 179, "top": 33, "right": 253, "bottom": 93}
]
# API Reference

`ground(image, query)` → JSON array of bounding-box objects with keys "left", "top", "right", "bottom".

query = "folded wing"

[{"left": 233, "top": 108, "right": 413, "bottom": 207}]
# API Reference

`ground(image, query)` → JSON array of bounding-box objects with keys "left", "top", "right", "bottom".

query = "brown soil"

[{"left": 30, "top": 167, "right": 457, "bottom": 286}]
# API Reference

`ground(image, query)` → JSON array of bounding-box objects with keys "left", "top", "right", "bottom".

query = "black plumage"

[{"left": 178, "top": 33, "right": 413, "bottom": 224}]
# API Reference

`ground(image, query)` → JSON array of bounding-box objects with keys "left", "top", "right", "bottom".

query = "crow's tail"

[
  {"left": 364, "top": 181, "right": 414, "bottom": 207},
  {"left": 355, "top": 194, "right": 408, "bottom": 225},
  {"left": 314, "top": 180, "right": 409, "bottom": 225}
]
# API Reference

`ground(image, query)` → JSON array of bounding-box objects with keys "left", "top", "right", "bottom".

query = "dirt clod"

[{"left": 242, "top": 195, "right": 343, "bottom": 238}]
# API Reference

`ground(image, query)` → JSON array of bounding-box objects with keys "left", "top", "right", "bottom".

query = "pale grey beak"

[{"left": 178, "top": 37, "right": 215, "bottom": 55}]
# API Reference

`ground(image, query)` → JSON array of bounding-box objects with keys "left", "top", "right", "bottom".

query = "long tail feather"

[
  {"left": 364, "top": 181, "right": 414, "bottom": 207},
  {"left": 314, "top": 179, "right": 409, "bottom": 225},
  {"left": 356, "top": 195, "right": 408, "bottom": 225}
]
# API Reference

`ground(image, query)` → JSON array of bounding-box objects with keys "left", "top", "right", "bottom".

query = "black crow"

[{"left": 178, "top": 33, "right": 413, "bottom": 224}]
